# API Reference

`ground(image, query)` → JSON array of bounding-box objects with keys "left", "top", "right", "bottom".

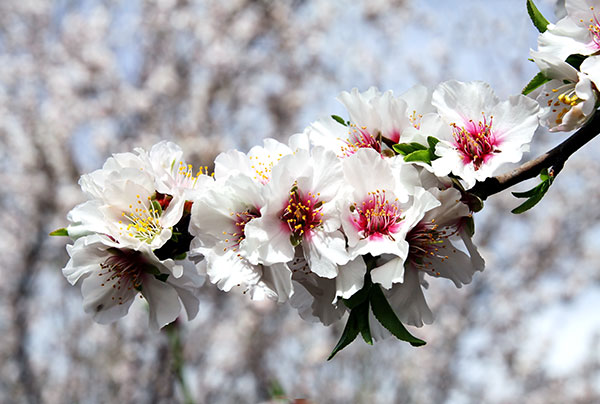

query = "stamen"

[
  {"left": 452, "top": 113, "right": 498, "bottom": 170},
  {"left": 350, "top": 190, "right": 403, "bottom": 240},
  {"left": 340, "top": 124, "right": 382, "bottom": 157},
  {"left": 119, "top": 194, "right": 165, "bottom": 243},
  {"left": 407, "top": 220, "right": 460, "bottom": 274},
  {"left": 222, "top": 208, "right": 261, "bottom": 252},
  {"left": 280, "top": 183, "right": 323, "bottom": 241},
  {"left": 97, "top": 249, "right": 153, "bottom": 303}
]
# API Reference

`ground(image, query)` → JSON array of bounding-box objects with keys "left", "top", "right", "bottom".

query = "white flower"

[
  {"left": 338, "top": 148, "right": 440, "bottom": 288},
  {"left": 532, "top": 52, "right": 599, "bottom": 131},
  {"left": 430, "top": 80, "right": 540, "bottom": 189},
  {"left": 337, "top": 87, "right": 414, "bottom": 144},
  {"left": 213, "top": 138, "right": 292, "bottom": 184},
  {"left": 78, "top": 149, "right": 149, "bottom": 201},
  {"left": 243, "top": 147, "right": 351, "bottom": 279},
  {"left": 405, "top": 187, "right": 484, "bottom": 287},
  {"left": 307, "top": 117, "right": 384, "bottom": 158},
  {"left": 63, "top": 234, "right": 203, "bottom": 329},
  {"left": 189, "top": 173, "right": 293, "bottom": 302},
  {"left": 143, "top": 140, "right": 214, "bottom": 200},
  {"left": 538, "top": 0, "right": 600, "bottom": 60},
  {"left": 72, "top": 169, "right": 184, "bottom": 251}
]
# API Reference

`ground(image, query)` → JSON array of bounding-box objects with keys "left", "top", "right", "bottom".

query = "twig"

[
  {"left": 471, "top": 113, "right": 600, "bottom": 199},
  {"left": 165, "top": 321, "right": 195, "bottom": 404}
]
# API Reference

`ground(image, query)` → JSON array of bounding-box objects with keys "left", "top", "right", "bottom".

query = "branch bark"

[{"left": 471, "top": 113, "right": 600, "bottom": 200}]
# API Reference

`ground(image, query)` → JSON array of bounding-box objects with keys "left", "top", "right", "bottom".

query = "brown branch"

[{"left": 470, "top": 112, "right": 600, "bottom": 200}]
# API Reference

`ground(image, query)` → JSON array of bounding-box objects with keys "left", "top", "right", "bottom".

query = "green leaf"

[
  {"left": 173, "top": 252, "right": 187, "bottom": 261},
  {"left": 331, "top": 115, "right": 347, "bottom": 126},
  {"left": 464, "top": 215, "right": 475, "bottom": 238},
  {"left": 511, "top": 181, "right": 546, "bottom": 198},
  {"left": 369, "top": 285, "right": 426, "bottom": 347},
  {"left": 393, "top": 142, "right": 427, "bottom": 156},
  {"left": 328, "top": 308, "right": 360, "bottom": 360},
  {"left": 154, "top": 273, "right": 169, "bottom": 282},
  {"left": 427, "top": 136, "right": 439, "bottom": 150},
  {"left": 461, "top": 192, "right": 484, "bottom": 212},
  {"left": 268, "top": 380, "right": 286, "bottom": 399},
  {"left": 290, "top": 234, "right": 302, "bottom": 247},
  {"left": 526, "top": 0, "right": 549, "bottom": 33},
  {"left": 356, "top": 301, "right": 373, "bottom": 345},
  {"left": 522, "top": 72, "right": 551, "bottom": 95},
  {"left": 143, "top": 264, "right": 162, "bottom": 276},
  {"left": 539, "top": 167, "right": 549, "bottom": 182},
  {"left": 150, "top": 200, "right": 163, "bottom": 216},
  {"left": 427, "top": 136, "right": 440, "bottom": 162},
  {"left": 49, "top": 228, "right": 69, "bottom": 237},
  {"left": 511, "top": 180, "right": 550, "bottom": 214},
  {"left": 565, "top": 54, "right": 587, "bottom": 70},
  {"left": 404, "top": 149, "right": 432, "bottom": 164}
]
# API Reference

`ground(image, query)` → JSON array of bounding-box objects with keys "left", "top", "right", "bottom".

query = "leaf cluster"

[
  {"left": 511, "top": 168, "right": 554, "bottom": 214},
  {"left": 328, "top": 263, "right": 425, "bottom": 360},
  {"left": 393, "top": 136, "right": 440, "bottom": 165}
]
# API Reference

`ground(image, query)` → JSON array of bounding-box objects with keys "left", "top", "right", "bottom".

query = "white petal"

[
  {"left": 384, "top": 266, "right": 433, "bottom": 327},
  {"left": 259, "top": 263, "right": 293, "bottom": 303},
  {"left": 335, "top": 257, "right": 366, "bottom": 300},
  {"left": 142, "top": 276, "right": 181, "bottom": 330}
]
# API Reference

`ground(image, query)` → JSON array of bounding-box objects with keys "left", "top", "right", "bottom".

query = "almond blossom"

[
  {"left": 430, "top": 80, "right": 540, "bottom": 189},
  {"left": 189, "top": 173, "right": 293, "bottom": 302},
  {"left": 64, "top": 234, "right": 202, "bottom": 330},
  {"left": 369, "top": 186, "right": 484, "bottom": 340},
  {"left": 243, "top": 146, "right": 352, "bottom": 281},
  {"left": 213, "top": 137, "right": 293, "bottom": 184},
  {"left": 532, "top": 52, "right": 600, "bottom": 131},
  {"left": 338, "top": 148, "right": 440, "bottom": 288},
  {"left": 308, "top": 86, "right": 432, "bottom": 158},
  {"left": 538, "top": 0, "right": 600, "bottom": 59}
]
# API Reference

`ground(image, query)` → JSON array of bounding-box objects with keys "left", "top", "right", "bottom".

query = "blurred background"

[{"left": 3, "top": 0, "right": 600, "bottom": 403}]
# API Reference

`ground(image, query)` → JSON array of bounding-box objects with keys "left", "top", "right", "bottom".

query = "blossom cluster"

[
  {"left": 57, "top": 0, "right": 600, "bottom": 355},
  {"left": 532, "top": 0, "right": 600, "bottom": 131}
]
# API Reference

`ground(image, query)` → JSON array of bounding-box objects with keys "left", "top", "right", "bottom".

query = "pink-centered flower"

[
  {"left": 63, "top": 234, "right": 203, "bottom": 329},
  {"left": 189, "top": 174, "right": 293, "bottom": 302},
  {"left": 430, "top": 80, "right": 540, "bottom": 189},
  {"left": 368, "top": 186, "right": 484, "bottom": 339},
  {"left": 244, "top": 146, "right": 351, "bottom": 280},
  {"left": 339, "top": 148, "right": 440, "bottom": 288}
]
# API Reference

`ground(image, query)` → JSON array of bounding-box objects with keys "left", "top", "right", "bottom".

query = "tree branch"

[{"left": 471, "top": 112, "right": 600, "bottom": 200}]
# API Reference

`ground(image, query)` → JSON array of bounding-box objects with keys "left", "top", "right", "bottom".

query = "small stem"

[{"left": 165, "top": 321, "right": 194, "bottom": 404}]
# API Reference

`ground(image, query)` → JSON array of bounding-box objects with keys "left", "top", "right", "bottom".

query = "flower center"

[
  {"left": 452, "top": 114, "right": 498, "bottom": 170},
  {"left": 340, "top": 124, "right": 382, "bottom": 157},
  {"left": 350, "top": 190, "right": 403, "bottom": 240},
  {"left": 407, "top": 219, "right": 459, "bottom": 275},
  {"left": 548, "top": 84, "right": 581, "bottom": 126},
  {"left": 223, "top": 207, "right": 261, "bottom": 252},
  {"left": 280, "top": 184, "right": 323, "bottom": 244},
  {"left": 98, "top": 249, "right": 150, "bottom": 303},
  {"left": 409, "top": 110, "right": 424, "bottom": 129},
  {"left": 582, "top": 7, "right": 600, "bottom": 49},
  {"left": 119, "top": 194, "right": 165, "bottom": 243},
  {"left": 173, "top": 161, "right": 211, "bottom": 189}
]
